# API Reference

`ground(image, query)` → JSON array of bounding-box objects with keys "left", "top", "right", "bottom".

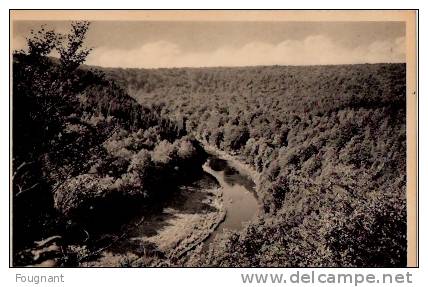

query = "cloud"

[
  {"left": 12, "top": 35, "right": 27, "bottom": 51},
  {"left": 75, "top": 34, "right": 406, "bottom": 68}
]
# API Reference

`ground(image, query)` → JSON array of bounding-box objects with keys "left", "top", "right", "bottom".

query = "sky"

[{"left": 12, "top": 21, "right": 406, "bottom": 68}]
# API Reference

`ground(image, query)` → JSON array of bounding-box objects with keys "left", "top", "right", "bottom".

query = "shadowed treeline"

[{"left": 12, "top": 22, "right": 207, "bottom": 266}]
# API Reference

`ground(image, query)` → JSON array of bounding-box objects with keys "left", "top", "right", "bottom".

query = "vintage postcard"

[{"left": 10, "top": 10, "right": 417, "bottom": 267}]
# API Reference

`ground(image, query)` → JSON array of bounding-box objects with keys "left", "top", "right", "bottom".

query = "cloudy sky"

[{"left": 12, "top": 21, "right": 406, "bottom": 68}]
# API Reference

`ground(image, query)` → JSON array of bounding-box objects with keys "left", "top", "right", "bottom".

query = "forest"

[
  {"left": 104, "top": 62, "right": 407, "bottom": 267},
  {"left": 12, "top": 22, "right": 406, "bottom": 267}
]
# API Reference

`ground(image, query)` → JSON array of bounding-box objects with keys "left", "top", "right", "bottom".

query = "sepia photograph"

[{"left": 10, "top": 10, "right": 417, "bottom": 268}]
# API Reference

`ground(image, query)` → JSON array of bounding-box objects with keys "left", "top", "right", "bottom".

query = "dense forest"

[
  {"left": 104, "top": 63, "right": 407, "bottom": 267},
  {"left": 12, "top": 22, "right": 406, "bottom": 267}
]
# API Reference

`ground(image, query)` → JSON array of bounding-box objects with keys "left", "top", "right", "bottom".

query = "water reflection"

[
  {"left": 202, "top": 155, "right": 259, "bottom": 248},
  {"left": 207, "top": 157, "right": 256, "bottom": 193}
]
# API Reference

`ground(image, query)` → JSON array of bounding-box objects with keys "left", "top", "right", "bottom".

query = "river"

[
  {"left": 79, "top": 151, "right": 260, "bottom": 266},
  {"left": 201, "top": 154, "right": 259, "bottom": 250}
]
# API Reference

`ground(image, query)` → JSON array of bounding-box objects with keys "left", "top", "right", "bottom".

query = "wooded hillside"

[{"left": 105, "top": 63, "right": 407, "bottom": 267}]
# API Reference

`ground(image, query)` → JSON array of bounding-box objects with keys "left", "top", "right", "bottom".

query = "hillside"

[
  {"left": 103, "top": 63, "right": 407, "bottom": 267},
  {"left": 12, "top": 21, "right": 407, "bottom": 267},
  {"left": 12, "top": 23, "right": 208, "bottom": 266}
]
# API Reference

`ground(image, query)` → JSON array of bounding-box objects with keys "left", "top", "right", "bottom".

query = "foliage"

[
  {"left": 107, "top": 63, "right": 407, "bottom": 267},
  {"left": 13, "top": 21, "right": 407, "bottom": 267},
  {"left": 12, "top": 22, "right": 205, "bottom": 259}
]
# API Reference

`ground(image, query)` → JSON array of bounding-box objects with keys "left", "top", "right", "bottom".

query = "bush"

[
  {"left": 152, "top": 140, "right": 175, "bottom": 164},
  {"left": 53, "top": 174, "right": 115, "bottom": 218},
  {"left": 176, "top": 139, "right": 197, "bottom": 159}
]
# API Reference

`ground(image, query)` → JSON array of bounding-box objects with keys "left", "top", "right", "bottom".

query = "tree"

[
  {"left": 222, "top": 124, "right": 250, "bottom": 151},
  {"left": 12, "top": 21, "right": 94, "bottom": 251},
  {"left": 152, "top": 140, "right": 175, "bottom": 164},
  {"left": 13, "top": 21, "right": 93, "bottom": 197},
  {"left": 58, "top": 21, "right": 92, "bottom": 75}
]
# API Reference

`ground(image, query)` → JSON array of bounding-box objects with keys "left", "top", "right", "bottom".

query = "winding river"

[
  {"left": 201, "top": 154, "right": 259, "bottom": 249},
  {"left": 80, "top": 151, "right": 260, "bottom": 266}
]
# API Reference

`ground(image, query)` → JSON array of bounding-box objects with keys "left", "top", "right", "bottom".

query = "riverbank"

[
  {"left": 18, "top": 144, "right": 262, "bottom": 267},
  {"left": 79, "top": 145, "right": 262, "bottom": 267},
  {"left": 26, "top": 145, "right": 262, "bottom": 267},
  {"left": 79, "top": 172, "right": 226, "bottom": 267},
  {"left": 198, "top": 140, "right": 262, "bottom": 193}
]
